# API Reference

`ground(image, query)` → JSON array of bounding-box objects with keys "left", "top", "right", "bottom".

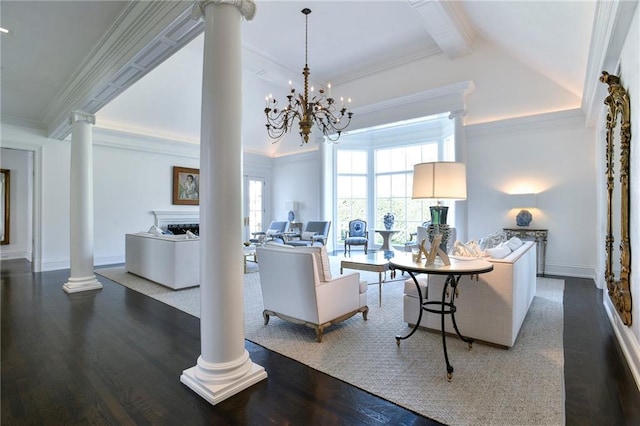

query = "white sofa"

[
  {"left": 403, "top": 241, "right": 537, "bottom": 348},
  {"left": 256, "top": 244, "right": 368, "bottom": 342},
  {"left": 125, "top": 232, "right": 199, "bottom": 289}
]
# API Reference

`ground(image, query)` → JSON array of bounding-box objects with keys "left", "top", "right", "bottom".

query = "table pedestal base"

[{"left": 395, "top": 272, "right": 473, "bottom": 381}]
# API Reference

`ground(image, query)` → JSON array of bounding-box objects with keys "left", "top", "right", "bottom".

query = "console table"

[
  {"left": 390, "top": 254, "right": 493, "bottom": 381},
  {"left": 503, "top": 228, "right": 548, "bottom": 276}
]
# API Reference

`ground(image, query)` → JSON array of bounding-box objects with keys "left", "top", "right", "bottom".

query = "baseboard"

[
  {"left": 543, "top": 264, "right": 596, "bottom": 280},
  {"left": 604, "top": 297, "right": 640, "bottom": 392},
  {"left": 40, "top": 255, "right": 125, "bottom": 272},
  {"left": 0, "top": 250, "right": 30, "bottom": 260}
]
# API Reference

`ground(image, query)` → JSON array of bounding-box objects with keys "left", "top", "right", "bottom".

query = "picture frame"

[{"left": 173, "top": 166, "right": 200, "bottom": 205}]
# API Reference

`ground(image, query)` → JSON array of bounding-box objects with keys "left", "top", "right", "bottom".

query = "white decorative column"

[
  {"left": 63, "top": 111, "right": 102, "bottom": 293},
  {"left": 450, "top": 109, "right": 468, "bottom": 243},
  {"left": 181, "top": 0, "right": 265, "bottom": 405}
]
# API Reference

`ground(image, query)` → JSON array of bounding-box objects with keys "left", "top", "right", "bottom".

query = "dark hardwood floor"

[{"left": 2, "top": 259, "right": 640, "bottom": 425}]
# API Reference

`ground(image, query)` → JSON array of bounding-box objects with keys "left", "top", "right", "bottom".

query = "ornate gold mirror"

[
  {"left": 600, "top": 71, "right": 632, "bottom": 326},
  {"left": 0, "top": 169, "right": 9, "bottom": 245}
]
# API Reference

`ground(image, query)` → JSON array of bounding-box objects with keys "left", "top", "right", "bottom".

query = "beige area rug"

[{"left": 96, "top": 259, "right": 565, "bottom": 426}]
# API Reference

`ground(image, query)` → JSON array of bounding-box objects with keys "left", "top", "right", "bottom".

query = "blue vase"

[{"left": 383, "top": 213, "right": 395, "bottom": 230}]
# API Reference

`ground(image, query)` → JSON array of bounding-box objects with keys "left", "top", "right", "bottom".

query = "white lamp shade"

[{"left": 412, "top": 162, "right": 467, "bottom": 200}]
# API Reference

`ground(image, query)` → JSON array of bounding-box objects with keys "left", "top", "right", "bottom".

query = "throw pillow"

[
  {"left": 295, "top": 246, "right": 332, "bottom": 282},
  {"left": 486, "top": 242, "right": 511, "bottom": 259},
  {"left": 506, "top": 236, "right": 523, "bottom": 251},
  {"left": 479, "top": 231, "right": 507, "bottom": 250},
  {"left": 185, "top": 230, "right": 199, "bottom": 240},
  {"left": 451, "top": 239, "right": 486, "bottom": 258},
  {"left": 148, "top": 225, "right": 164, "bottom": 236},
  {"left": 301, "top": 231, "right": 317, "bottom": 241},
  {"left": 265, "top": 228, "right": 280, "bottom": 236}
]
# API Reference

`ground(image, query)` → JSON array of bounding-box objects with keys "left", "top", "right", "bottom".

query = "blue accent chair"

[
  {"left": 250, "top": 220, "right": 289, "bottom": 244},
  {"left": 344, "top": 219, "right": 368, "bottom": 255},
  {"left": 286, "top": 221, "right": 331, "bottom": 247}
]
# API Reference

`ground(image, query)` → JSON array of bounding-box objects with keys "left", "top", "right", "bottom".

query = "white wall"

[
  {"left": 0, "top": 147, "right": 32, "bottom": 260},
  {"left": 92, "top": 132, "right": 200, "bottom": 265},
  {"left": 0, "top": 123, "right": 276, "bottom": 271},
  {"left": 271, "top": 150, "right": 323, "bottom": 229},
  {"left": 466, "top": 109, "right": 596, "bottom": 278}
]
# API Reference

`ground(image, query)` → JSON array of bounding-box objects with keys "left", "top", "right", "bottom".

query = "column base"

[
  {"left": 63, "top": 275, "right": 103, "bottom": 293},
  {"left": 180, "top": 353, "right": 267, "bottom": 405}
]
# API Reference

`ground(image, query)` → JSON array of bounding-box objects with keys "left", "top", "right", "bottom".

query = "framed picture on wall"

[{"left": 173, "top": 166, "right": 200, "bottom": 205}]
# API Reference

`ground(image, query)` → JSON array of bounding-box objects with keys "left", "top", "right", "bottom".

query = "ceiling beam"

[
  {"left": 409, "top": 0, "right": 475, "bottom": 59},
  {"left": 44, "top": 1, "right": 202, "bottom": 140}
]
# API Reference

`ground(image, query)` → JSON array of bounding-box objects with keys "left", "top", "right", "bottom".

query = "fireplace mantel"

[{"left": 152, "top": 210, "right": 199, "bottom": 230}]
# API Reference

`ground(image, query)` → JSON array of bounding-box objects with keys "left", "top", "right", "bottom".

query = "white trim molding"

[
  {"left": 153, "top": 210, "right": 200, "bottom": 230},
  {"left": 349, "top": 81, "right": 475, "bottom": 132},
  {"left": 45, "top": 2, "right": 202, "bottom": 140},
  {"left": 604, "top": 297, "right": 640, "bottom": 392}
]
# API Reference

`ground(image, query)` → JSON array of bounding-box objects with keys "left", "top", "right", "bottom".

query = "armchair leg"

[
  {"left": 364, "top": 242, "right": 367, "bottom": 254},
  {"left": 263, "top": 310, "right": 270, "bottom": 325},
  {"left": 344, "top": 244, "right": 347, "bottom": 256},
  {"left": 362, "top": 306, "right": 369, "bottom": 321},
  {"left": 315, "top": 325, "right": 325, "bottom": 343}
]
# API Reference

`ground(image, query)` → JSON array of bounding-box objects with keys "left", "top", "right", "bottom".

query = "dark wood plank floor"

[{"left": 2, "top": 259, "right": 640, "bottom": 425}]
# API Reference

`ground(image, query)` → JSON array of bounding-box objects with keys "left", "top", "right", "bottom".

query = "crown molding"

[
  {"left": 1, "top": 114, "right": 46, "bottom": 131},
  {"left": 93, "top": 127, "right": 199, "bottom": 159},
  {"left": 349, "top": 81, "right": 475, "bottom": 132},
  {"left": 44, "top": 1, "right": 202, "bottom": 141},
  {"left": 466, "top": 108, "right": 587, "bottom": 140}
]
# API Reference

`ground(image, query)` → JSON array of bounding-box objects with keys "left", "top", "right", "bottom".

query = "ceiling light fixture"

[
  {"left": 264, "top": 8, "right": 353, "bottom": 144},
  {"left": 0, "top": 27, "right": 10, "bottom": 34}
]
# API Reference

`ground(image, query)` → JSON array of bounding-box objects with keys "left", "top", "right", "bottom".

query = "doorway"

[{"left": 243, "top": 176, "right": 265, "bottom": 241}]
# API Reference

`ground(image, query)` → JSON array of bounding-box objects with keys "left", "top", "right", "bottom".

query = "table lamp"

[{"left": 412, "top": 162, "right": 467, "bottom": 251}]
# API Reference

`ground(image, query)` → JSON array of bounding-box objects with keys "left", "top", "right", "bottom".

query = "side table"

[
  {"left": 503, "top": 228, "right": 547, "bottom": 276},
  {"left": 374, "top": 229, "right": 399, "bottom": 251},
  {"left": 390, "top": 254, "right": 493, "bottom": 381}
]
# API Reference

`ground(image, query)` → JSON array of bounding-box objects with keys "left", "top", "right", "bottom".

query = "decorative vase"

[{"left": 383, "top": 212, "right": 395, "bottom": 230}]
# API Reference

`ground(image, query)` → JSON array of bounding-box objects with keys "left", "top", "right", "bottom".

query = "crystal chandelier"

[{"left": 264, "top": 8, "right": 353, "bottom": 144}]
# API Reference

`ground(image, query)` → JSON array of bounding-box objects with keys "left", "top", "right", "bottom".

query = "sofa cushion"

[{"left": 404, "top": 275, "right": 429, "bottom": 298}]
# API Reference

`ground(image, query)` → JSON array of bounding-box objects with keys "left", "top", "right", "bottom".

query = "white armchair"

[{"left": 256, "top": 245, "right": 368, "bottom": 342}]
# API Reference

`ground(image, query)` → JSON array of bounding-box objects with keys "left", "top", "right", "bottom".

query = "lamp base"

[
  {"left": 427, "top": 224, "right": 451, "bottom": 253},
  {"left": 516, "top": 209, "right": 532, "bottom": 227},
  {"left": 429, "top": 205, "right": 449, "bottom": 225}
]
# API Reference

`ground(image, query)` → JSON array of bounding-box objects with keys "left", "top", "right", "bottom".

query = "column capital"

[
  {"left": 448, "top": 109, "right": 467, "bottom": 120},
  {"left": 69, "top": 111, "right": 96, "bottom": 126},
  {"left": 192, "top": 0, "right": 256, "bottom": 21}
]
